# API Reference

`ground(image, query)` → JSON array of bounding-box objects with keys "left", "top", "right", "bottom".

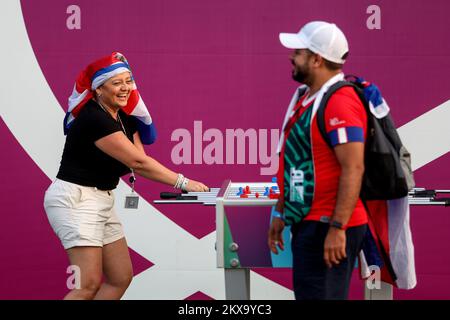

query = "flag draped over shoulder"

[
  {"left": 360, "top": 198, "right": 417, "bottom": 289},
  {"left": 356, "top": 78, "right": 416, "bottom": 289},
  {"left": 64, "top": 52, "right": 156, "bottom": 144}
]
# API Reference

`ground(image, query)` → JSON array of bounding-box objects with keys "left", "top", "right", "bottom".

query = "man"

[{"left": 268, "top": 21, "right": 368, "bottom": 300}]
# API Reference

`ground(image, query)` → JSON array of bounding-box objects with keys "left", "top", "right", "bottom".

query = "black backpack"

[{"left": 316, "top": 76, "right": 415, "bottom": 200}]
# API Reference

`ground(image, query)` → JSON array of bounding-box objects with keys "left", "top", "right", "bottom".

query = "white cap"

[{"left": 279, "top": 21, "right": 349, "bottom": 64}]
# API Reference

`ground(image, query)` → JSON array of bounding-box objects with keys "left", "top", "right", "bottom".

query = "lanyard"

[
  {"left": 98, "top": 101, "right": 137, "bottom": 193},
  {"left": 117, "top": 113, "right": 137, "bottom": 193}
]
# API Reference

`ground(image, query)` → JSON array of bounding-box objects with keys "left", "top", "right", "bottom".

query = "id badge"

[
  {"left": 125, "top": 171, "right": 139, "bottom": 209},
  {"left": 125, "top": 194, "right": 139, "bottom": 209},
  {"left": 289, "top": 167, "right": 304, "bottom": 203}
]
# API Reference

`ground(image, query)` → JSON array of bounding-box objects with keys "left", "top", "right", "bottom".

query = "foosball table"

[{"left": 154, "top": 180, "right": 450, "bottom": 300}]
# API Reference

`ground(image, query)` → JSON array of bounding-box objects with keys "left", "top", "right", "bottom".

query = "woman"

[{"left": 44, "top": 52, "right": 208, "bottom": 300}]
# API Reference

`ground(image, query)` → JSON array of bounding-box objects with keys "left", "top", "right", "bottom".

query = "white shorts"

[{"left": 44, "top": 179, "right": 125, "bottom": 250}]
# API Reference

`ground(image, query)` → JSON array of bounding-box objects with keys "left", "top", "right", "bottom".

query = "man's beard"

[{"left": 292, "top": 64, "right": 311, "bottom": 84}]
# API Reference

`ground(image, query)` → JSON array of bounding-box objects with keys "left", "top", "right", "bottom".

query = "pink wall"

[{"left": 0, "top": 0, "right": 449, "bottom": 299}]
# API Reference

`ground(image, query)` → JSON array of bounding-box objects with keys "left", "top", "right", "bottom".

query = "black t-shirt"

[{"left": 57, "top": 99, "right": 138, "bottom": 190}]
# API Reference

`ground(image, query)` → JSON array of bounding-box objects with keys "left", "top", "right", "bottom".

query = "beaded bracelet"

[
  {"left": 174, "top": 173, "right": 184, "bottom": 189},
  {"left": 181, "top": 178, "right": 190, "bottom": 191}
]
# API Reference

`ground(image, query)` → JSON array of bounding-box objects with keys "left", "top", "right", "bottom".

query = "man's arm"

[{"left": 324, "top": 141, "right": 365, "bottom": 268}]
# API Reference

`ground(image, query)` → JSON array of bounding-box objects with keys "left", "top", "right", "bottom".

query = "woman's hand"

[{"left": 184, "top": 179, "right": 209, "bottom": 192}]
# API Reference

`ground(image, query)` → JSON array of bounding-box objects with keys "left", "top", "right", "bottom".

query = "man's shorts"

[{"left": 44, "top": 179, "right": 125, "bottom": 250}]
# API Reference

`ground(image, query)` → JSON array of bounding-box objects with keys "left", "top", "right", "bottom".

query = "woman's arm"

[
  {"left": 133, "top": 131, "right": 146, "bottom": 155},
  {"left": 95, "top": 131, "right": 208, "bottom": 191}
]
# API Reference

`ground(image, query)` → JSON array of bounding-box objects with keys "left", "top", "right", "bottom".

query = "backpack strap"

[
  {"left": 295, "top": 86, "right": 308, "bottom": 109},
  {"left": 316, "top": 80, "right": 369, "bottom": 148}
]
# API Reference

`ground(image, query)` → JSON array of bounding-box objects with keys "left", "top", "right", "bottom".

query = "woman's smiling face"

[{"left": 96, "top": 71, "right": 133, "bottom": 109}]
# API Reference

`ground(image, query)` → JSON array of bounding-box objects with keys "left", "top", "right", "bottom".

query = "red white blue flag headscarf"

[{"left": 64, "top": 52, "right": 157, "bottom": 144}]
